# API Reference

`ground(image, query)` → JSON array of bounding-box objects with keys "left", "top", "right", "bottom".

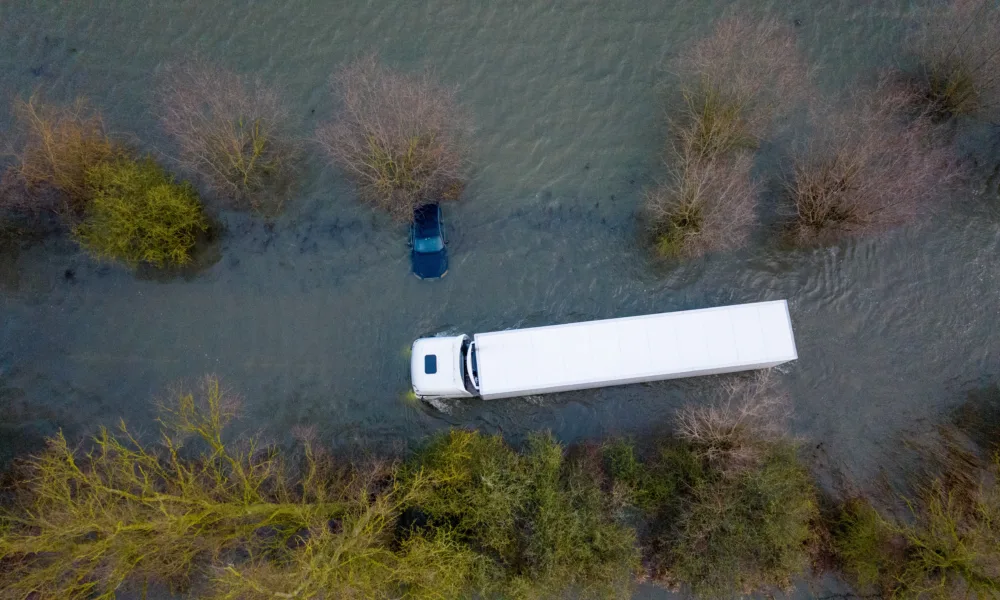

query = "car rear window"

[{"left": 424, "top": 354, "right": 437, "bottom": 374}]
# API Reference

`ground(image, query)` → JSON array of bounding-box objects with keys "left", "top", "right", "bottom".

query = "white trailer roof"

[{"left": 473, "top": 300, "right": 796, "bottom": 399}]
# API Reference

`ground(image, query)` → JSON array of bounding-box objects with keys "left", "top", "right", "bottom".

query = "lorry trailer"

[{"left": 410, "top": 300, "right": 797, "bottom": 400}]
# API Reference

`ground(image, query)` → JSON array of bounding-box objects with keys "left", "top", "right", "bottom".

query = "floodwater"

[{"left": 1, "top": 0, "right": 999, "bottom": 596}]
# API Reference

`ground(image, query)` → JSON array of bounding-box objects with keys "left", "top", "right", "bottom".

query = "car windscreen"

[{"left": 414, "top": 236, "right": 444, "bottom": 253}]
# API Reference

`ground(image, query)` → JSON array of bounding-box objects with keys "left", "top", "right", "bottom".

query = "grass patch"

[
  {"left": 316, "top": 55, "right": 471, "bottom": 221},
  {"left": 74, "top": 156, "right": 208, "bottom": 267}
]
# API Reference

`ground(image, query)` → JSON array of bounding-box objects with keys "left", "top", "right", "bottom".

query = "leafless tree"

[
  {"left": 156, "top": 60, "right": 300, "bottom": 213},
  {"left": 315, "top": 55, "right": 471, "bottom": 221},
  {"left": 676, "top": 371, "right": 789, "bottom": 474},
  {"left": 784, "top": 79, "right": 961, "bottom": 246}
]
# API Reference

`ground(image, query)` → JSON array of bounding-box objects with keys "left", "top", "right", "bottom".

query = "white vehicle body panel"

[
  {"left": 410, "top": 335, "right": 474, "bottom": 398},
  {"left": 471, "top": 300, "right": 797, "bottom": 400}
]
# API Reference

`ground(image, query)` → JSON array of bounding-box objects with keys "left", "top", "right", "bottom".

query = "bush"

[
  {"left": 645, "top": 14, "right": 808, "bottom": 259},
  {"left": 783, "top": 82, "right": 960, "bottom": 246},
  {"left": 644, "top": 146, "right": 758, "bottom": 258},
  {"left": 316, "top": 55, "right": 471, "bottom": 221},
  {"left": 74, "top": 157, "right": 208, "bottom": 267},
  {"left": 831, "top": 498, "right": 902, "bottom": 592},
  {"left": 0, "top": 378, "right": 329, "bottom": 598},
  {"left": 830, "top": 430, "right": 1000, "bottom": 599},
  {"left": 905, "top": 0, "right": 1000, "bottom": 121},
  {"left": 674, "top": 372, "right": 789, "bottom": 473},
  {"left": 835, "top": 463, "right": 1000, "bottom": 600},
  {"left": 667, "top": 442, "right": 819, "bottom": 598},
  {"left": 641, "top": 375, "right": 820, "bottom": 597},
  {"left": 157, "top": 61, "right": 300, "bottom": 213},
  {"left": 892, "top": 467, "right": 1000, "bottom": 599},
  {"left": 404, "top": 430, "right": 641, "bottom": 599},
  {"left": 0, "top": 378, "right": 482, "bottom": 600},
  {"left": 669, "top": 15, "right": 810, "bottom": 158},
  {"left": 7, "top": 95, "right": 120, "bottom": 215}
]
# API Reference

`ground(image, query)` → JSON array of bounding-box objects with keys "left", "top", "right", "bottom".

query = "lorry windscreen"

[{"left": 462, "top": 340, "right": 480, "bottom": 393}]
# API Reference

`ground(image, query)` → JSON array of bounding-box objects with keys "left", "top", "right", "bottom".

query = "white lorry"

[{"left": 410, "top": 300, "right": 797, "bottom": 400}]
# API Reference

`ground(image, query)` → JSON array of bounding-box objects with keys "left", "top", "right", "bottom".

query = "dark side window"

[{"left": 424, "top": 354, "right": 437, "bottom": 374}]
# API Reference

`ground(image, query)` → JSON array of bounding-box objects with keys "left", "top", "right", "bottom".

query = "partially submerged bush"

[
  {"left": 644, "top": 146, "right": 758, "bottom": 258},
  {"left": 316, "top": 55, "right": 471, "bottom": 220},
  {"left": 668, "top": 441, "right": 818, "bottom": 598},
  {"left": 635, "top": 374, "right": 820, "bottom": 598},
  {"left": 0, "top": 378, "right": 321, "bottom": 598},
  {"left": 7, "top": 95, "right": 120, "bottom": 215},
  {"left": 669, "top": 15, "right": 810, "bottom": 158},
  {"left": 832, "top": 454, "right": 1000, "bottom": 599},
  {"left": 675, "top": 372, "right": 790, "bottom": 472},
  {"left": 905, "top": 0, "right": 1000, "bottom": 121},
  {"left": 0, "top": 378, "right": 481, "bottom": 600},
  {"left": 405, "top": 430, "right": 641, "bottom": 599},
  {"left": 646, "top": 14, "right": 808, "bottom": 259},
  {"left": 74, "top": 157, "right": 208, "bottom": 267},
  {"left": 784, "top": 82, "right": 959, "bottom": 246},
  {"left": 157, "top": 61, "right": 299, "bottom": 213}
]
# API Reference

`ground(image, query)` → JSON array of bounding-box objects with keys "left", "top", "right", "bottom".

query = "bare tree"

[
  {"left": 675, "top": 371, "right": 789, "bottom": 473},
  {"left": 315, "top": 55, "right": 471, "bottom": 221},
  {"left": 784, "top": 79, "right": 961, "bottom": 246},
  {"left": 644, "top": 142, "right": 758, "bottom": 258},
  {"left": 156, "top": 60, "right": 299, "bottom": 213},
  {"left": 906, "top": 0, "right": 1000, "bottom": 121}
]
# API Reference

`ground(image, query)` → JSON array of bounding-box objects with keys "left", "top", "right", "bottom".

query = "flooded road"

[{"left": 1, "top": 0, "right": 999, "bottom": 556}]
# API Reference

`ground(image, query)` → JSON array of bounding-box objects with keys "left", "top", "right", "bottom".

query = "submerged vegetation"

[
  {"left": 157, "top": 61, "right": 300, "bottom": 214},
  {"left": 644, "top": 0, "right": 999, "bottom": 256},
  {"left": 5, "top": 95, "right": 121, "bottom": 216},
  {"left": 0, "top": 373, "right": 831, "bottom": 599},
  {"left": 831, "top": 441, "right": 1000, "bottom": 598},
  {"left": 783, "top": 81, "right": 960, "bottom": 245},
  {"left": 645, "top": 16, "right": 809, "bottom": 258},
  {"left": 316, "top": 55, "right": 471, "bottom": 221},
  {"left": 3, "top": 96, "right": 209, "bottom": 269},
  {"left": 904, "top": 0, "right": 1000, "bottom": 122}
]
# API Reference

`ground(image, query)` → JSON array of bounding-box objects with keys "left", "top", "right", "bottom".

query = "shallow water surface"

[{"left": 1, "top": 3, "right": 999, "bottom": 596}]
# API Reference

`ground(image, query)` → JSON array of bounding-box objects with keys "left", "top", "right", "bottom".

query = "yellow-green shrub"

[
  {"left": 404, "top": 430, "right": 641, "bottom": 600},
  {"left": 74, "top": 157, "right": 207, "bottom": 267},
  {"left": 0, "top": 378, "right": 346, "bottom": 599}
]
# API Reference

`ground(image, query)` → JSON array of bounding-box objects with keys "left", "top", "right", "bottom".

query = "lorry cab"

[{"left": 410, "top": 335, "right": 477, "bottom": 399}]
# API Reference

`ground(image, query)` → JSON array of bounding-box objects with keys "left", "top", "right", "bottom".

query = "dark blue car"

[{"left": 410, "top": 203, "right": 448, "bottom": 279}]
